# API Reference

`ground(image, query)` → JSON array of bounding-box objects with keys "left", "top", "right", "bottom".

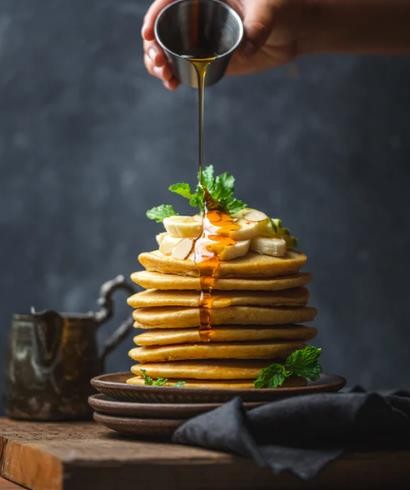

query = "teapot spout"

[{"left": 30, "top": 307, "right": 64, "bottom": 368}]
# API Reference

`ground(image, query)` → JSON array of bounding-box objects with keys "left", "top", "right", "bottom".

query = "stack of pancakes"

[{"left": 127, "top": 249, "right": 317, "bottom": 389}]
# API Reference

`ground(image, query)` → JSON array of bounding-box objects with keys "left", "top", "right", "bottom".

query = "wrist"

[{"left": 297, "top": 0, "right": 410, "bottom": 56}]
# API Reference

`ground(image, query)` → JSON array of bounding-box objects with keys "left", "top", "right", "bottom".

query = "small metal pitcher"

[
  {"left": 155, "top": 0, "right": 243, "bottom": 87},
  {"left": 4, "top": 275, "right": 134, "bottom": 421}
]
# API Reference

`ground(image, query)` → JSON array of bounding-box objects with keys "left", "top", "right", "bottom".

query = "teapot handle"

[{"left": 94, "top": 275, "right": 135, "bottom": 363}]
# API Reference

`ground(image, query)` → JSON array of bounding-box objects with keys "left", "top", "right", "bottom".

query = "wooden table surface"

[
  {"left": 0, "top": 477, "right": 22, "bottom": 490},
  {"left": 1, "top": 418, "right": 410, "bottom": 490}
]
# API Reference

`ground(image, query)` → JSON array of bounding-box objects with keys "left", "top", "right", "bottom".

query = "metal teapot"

[{"left": 5, "top": 275, "right": 134, "bottom": 420}]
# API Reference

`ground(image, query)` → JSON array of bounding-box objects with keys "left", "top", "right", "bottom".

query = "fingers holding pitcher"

[
  {"left": 143, "top": 42, "right": 179, "bottom": 90},
  {"left": 141, "top": 0, "right": 180, "bottom": 90}
]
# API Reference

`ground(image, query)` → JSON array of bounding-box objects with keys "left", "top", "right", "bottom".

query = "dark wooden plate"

[
  {"left": 91, "top": 372, "right": 346, "bottom": 403},
  {"left": 93, "top": 412, "right": 180, "bottom": 438},
  {"left": 88, "top": 393, "right": 263, "bottom": 418}
]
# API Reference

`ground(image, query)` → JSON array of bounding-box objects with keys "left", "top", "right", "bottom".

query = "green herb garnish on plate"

[
  {"left": 140, "top": 369, "right": 186, "bottom": 388},
  {"left": 140, "top": 369, "right": 168, "bottom": 387},
  {"left": 254, "top": 346, "right": 322, "bottom": 389}
]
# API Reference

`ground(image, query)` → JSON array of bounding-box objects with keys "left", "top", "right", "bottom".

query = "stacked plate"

[{"left": 89, "top": 372, "right": 346, "bottom": 438}]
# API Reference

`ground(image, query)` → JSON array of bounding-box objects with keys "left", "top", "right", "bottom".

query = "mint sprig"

[
  {"left": 254, "top": 346, "right": 322, "bottom": 389},
  {"left": 146, "top": 165, "right": 247, "bottom": 220},
  {"left": 199, "top": 165, "right": 246, "bottom": 214}
]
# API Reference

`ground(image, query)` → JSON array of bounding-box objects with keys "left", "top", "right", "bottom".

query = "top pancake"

[
  {"left": 131, "top": 270, "right": 311, "bottom": 291},
  {"left": 138, "top": 250, "right": 307, "bottom": 278}
]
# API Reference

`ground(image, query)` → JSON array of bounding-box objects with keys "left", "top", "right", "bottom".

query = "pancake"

[
  {"left": 132, "top": 306, "right": 317, "bottom": 328},
  {"left": 134, "top": 325, "right": 317, "bottom": 346},
  {"left": 131, "top": 270, "right": 312, "bottom": 291},
  {"left": 139, "top": 250, "right": 307, "bottom": 278},
  {"left": 131, "top": 360, "right": 271, "bottom": 379},
  {"left": 127, "top": 288, "right": 309, "bottom": 308},
  {"left": 129, "top": 340, "right": 304, "bottom": 362},
  {"left": 126, "top": 376, "right": 306, "bottom": 389}
]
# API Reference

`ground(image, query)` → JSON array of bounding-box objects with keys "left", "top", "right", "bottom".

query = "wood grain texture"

[
  {"left": 1, "top": 418, "right": 410, "bottom": 490},
  {"left": 0, "top": 477, "right": 24, "bottom": 490}
]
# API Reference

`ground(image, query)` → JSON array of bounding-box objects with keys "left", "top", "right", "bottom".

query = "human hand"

[{"left": 141, "top": 0, "right": 308, "bottom": 90}]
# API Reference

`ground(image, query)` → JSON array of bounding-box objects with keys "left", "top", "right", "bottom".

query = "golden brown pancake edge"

[
  {"left": 133, "top": 325, "right": 317, "bottom": 346},
  {"left": 129, "top": 340, "right": 304, "bottom": 363},
  {"left": 127, "top": 287, "right": 309, "bottom": 308},
  {"left": 132, "top": 305, "right": 317, "bottom": 328},
  {"left": 138, "top": 250, "right": 307, "bottom": 278},
  {"left": 131, "top": 270, "right": 312, "bottom": 291}
]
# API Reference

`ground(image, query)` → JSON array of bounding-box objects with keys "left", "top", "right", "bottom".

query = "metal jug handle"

[{"left": 94, "top": 275, "right": 135, "bottom": 363}]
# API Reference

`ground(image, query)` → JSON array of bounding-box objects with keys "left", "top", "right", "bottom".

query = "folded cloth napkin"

[{"left": 172, "top": 391, "right": 410, "bottom": 480}]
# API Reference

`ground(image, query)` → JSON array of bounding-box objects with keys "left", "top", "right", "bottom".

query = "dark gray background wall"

[{"left": 1, "top": 0, "right": 410, "bottom": 413}]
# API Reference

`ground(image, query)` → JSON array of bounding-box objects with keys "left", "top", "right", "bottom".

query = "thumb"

[{"left": 242, "top": 0, "right": 275, "bottom": 55}]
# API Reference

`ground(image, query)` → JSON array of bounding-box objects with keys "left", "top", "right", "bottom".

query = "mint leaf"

[
  {"left": 254, "top": 363, "right": 289, "bottom": 389},
  {"left": 217, "top": 172, "right": 234, "bottom": 193},
  {"left": 226, "top": 197, "right": 247, "bottom": 215},
  {"left": 140, "top": 368, "right": 153, "bottom": 385},
  {"left": 254, "top": 346, "right": 322, "bottom": 389},
  {"left": 175, "top": 381, "right": 186, "bottom": 388},
  {"left": 169, "top": 182, "right": 203, "bottom": 209},
  {"left": 146, "top": 204, "right": 177, "bottom": 223},
  {"left": 140, "top": 369, "right": 168, "bottom": 387},
  {"left": 285, "top": 346, "right": 322, "bottom": 381},
  {"left": 152, "top": 377, "right": 168, "bottom": 386},
  {"left": 200, "top": 164, "right": 214, "bottom": 188},
  {"left": 169, "top": 183, "right": 195, "bottom": 200}
]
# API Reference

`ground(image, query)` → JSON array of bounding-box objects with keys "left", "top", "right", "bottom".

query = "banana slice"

[
  {"left": 156, "top": 232, "right": 166, "bottom": 246},
  {"left": 257, "top": 218, "right": 297, "bottom": 248},
  {"left": 242, "top": 209, "right": 268, "bottom": 222},
  {"left": 198, "top": 237, "right": 250, "bottom": 261},
  {"left": 251, "top": 236, "right": 287, "bottom": 257},
  {"left": 172, "top": 238, "right": 194, "bottom": 260},
  {"left": 158, "top": 234, "right": 183, "bottom": 255},
  {"left": 258, "top": 219, "right": 276, "bottom": 237},
  {"left": 219, "top": 239, "right": 250, "bottom": 260},
  {"left": 229, "top": 219, "right": 264, "bottom": 241},
  {"left": 158, "top": 233, "right": 195, "bottom": 259},
  {"left": 163, "top": 216, "right": 203, "bottom": 238}
]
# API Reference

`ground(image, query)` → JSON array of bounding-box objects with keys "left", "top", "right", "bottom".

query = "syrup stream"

[{"left": 188, "top": 56, "right": 240, "bottom": 341}]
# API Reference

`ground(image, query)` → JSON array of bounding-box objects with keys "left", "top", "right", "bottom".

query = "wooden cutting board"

[{"left": 1, "top": 418, "right": 409, "bottom": 490}]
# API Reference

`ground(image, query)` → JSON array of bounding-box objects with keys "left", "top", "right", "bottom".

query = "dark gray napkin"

[{"left": 172, "top": 392, "right": 410, "bottom": 480}]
